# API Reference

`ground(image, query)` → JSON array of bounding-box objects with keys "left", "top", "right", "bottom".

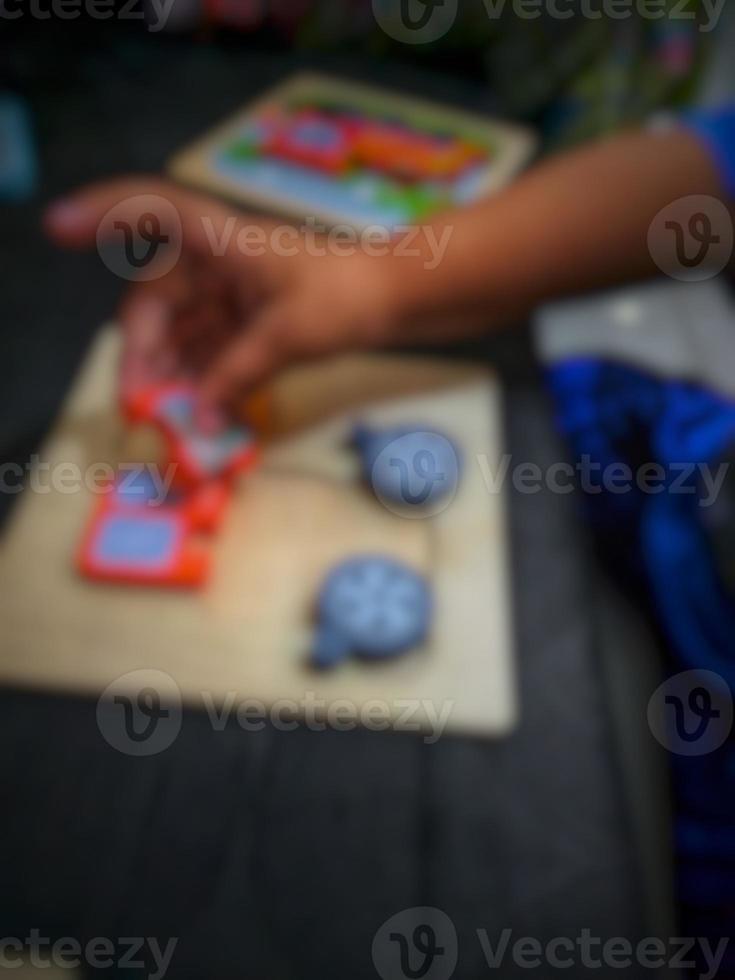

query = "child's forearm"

[
  {"left": 382, "top": 126, "right": 727, "bottom": 338},
  {"left": 44, "top": 124, "right": 730, "bottom": 401}
]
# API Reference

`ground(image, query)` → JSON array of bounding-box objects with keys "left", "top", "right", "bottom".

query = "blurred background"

[{"left": 1, "top": 3, "right": 734, "bottom": 979}]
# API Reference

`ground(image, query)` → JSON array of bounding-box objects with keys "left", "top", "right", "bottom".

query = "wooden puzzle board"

[
  {"left": 0, "top": 328, "right": 517, "bottom": 735},
  {"left": 169, "top": 72, "right": 537, "bottom": 229}
]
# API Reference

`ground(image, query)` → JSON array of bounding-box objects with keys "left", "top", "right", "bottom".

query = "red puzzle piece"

[
  {"left": 123, "top": 383, "right": 259, "bottom": 487},
  {"left": 77, "top": 470, "right": 232, "bottom": 588},
  {"left": 77, "top": 504, "right": 210, "bottom": 588}
]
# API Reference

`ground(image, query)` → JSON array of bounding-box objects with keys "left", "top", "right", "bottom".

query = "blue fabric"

[
  {"left": 682, "top": 105, "right": 735, "bottom": 199},
  {"left": 547, "top": 358, "right": 735, "bottom": 963}
]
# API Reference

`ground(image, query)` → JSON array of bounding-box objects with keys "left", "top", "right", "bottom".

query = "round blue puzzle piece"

[
  {"left": 352, "top": 424, "right": 461, "bottom": 512},
  {"left": 312, "top": 556, "right": 432, "bottom": 670}
]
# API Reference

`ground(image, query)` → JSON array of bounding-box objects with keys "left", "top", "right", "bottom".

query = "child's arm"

[
  {"left": 45, "top": 122, "right": 731, "bottom": 416},
  {"left": 383, "top": 125, "right": 729, "bottom": 336}
]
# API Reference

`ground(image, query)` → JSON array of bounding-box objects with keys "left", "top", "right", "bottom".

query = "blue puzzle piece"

[
  {"left": 91, "top": 514, "right": 178, "bottom": 571},
  {"left": 312, "top": 555, "right": 432, "bottom": 669},
  {"left": 352, "top": 423, "right": 461, "bottom": 509}
]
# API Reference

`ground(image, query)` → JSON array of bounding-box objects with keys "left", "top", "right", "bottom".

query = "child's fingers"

[
  {"left": 197, "top": 306, "right": 290, "bottom": 421},
  {"left": 44, "top": 176, "right": 280, "bottom": 266},
  {"left": 45, "top": 177, "right": 226, "bottom": 253},
  {"left": 118, "top": 261, "right": 198, "bottom": 397},
  {"left": 119, "top": 292, "right": 170, "bottom": 399}
]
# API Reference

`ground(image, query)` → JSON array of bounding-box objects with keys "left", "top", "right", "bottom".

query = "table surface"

[{"left": 0, "top": 27, "right": 669, "bottom": 979}]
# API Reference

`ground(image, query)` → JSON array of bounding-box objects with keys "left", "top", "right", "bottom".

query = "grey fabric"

[{"left": 535, "top": 277, "right": 735, "bottom": 397}]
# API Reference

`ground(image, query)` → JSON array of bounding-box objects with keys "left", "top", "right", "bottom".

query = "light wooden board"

[
  {"left": 169, "top": 72, "right": 537, "bottom": 229},
  {"left": 0, "top": 328, "right": 517, "bottom": 736}
]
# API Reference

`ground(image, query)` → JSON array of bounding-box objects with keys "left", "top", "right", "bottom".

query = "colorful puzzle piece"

[
  {"left": 258, "top": 103, "right": 486, "bottom": 184},
  {"left": 77, "top": 466, "right": 232, "bottom": 588},
  {"left": 352, "top": 121, "right": 483, "bottom": 182},
  {"left": 124, "top": 383, "right": 259, "bottom": 486},
  {"left": 77, "top": 380, "right": 255, "bottom": 589},
  {"left": 311, "top": 556, "right": 432, "bottom": 669},
  {"left": 78, "top": 508, "right": 209, "bottom": 588},
  {"left": 264, "top": 109, "right": 355, "bottom": 174}
]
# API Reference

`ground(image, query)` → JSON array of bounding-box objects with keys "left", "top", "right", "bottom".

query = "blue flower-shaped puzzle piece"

[
  {"left": 312, "top": 555, "right": 432, "bottom": 669},
  {"left": 352, "top": 423, "right": 461, "bottom": 509}
]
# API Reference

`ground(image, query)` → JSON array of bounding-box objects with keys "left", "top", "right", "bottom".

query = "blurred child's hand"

[
  {"left": 46, "top": 130, "right": 726, "bottom": 420},
  {"left": 45, "top": 178, "right": 397, "bottom": 422}
]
